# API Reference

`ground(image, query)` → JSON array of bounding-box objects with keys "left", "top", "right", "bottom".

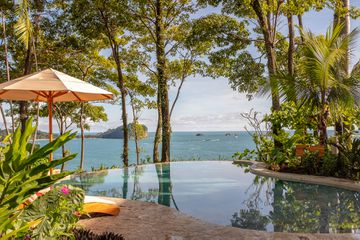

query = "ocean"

[{"left": 39, "top": 131, "right": 255, "bottom": 171}]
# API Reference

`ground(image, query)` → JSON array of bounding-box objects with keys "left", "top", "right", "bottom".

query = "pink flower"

[
  {"left": 60, "top": 186, "right": 70, "bottom": 195},
  {"left": 73, "top": 211, "right": 81, "bottom": 217}
]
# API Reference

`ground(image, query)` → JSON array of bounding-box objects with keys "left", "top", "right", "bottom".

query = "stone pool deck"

[{"left": 79, "top": 197, "right": 359, "bottom": 240}]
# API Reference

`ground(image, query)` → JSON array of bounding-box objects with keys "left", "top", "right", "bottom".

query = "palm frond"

[{"left": 14, "top": 0, "right": 33, "bottom": 48}]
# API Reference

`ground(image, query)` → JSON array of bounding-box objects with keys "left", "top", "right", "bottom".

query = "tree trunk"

[
  {"left": 338, "top": 0, "right": 350, "bottom": 75},
  {"left": 60, "top": 116, "right": 66, "bottom": 172},
  {"left": 2, "top": 10, "right": 14, "bottom": 133},
  {"left": 319, "top": 116, "right": 328, "bottom": 145},
  {"left": 79, "top": 103, "right": 85, "bottom": 171},
  {"left": 287, "top": 15, "right": 294, "bottom": 77},
  {"left": 335, "top": 0, "right": 350, "bottom": 138},
  {"left": 319, "top": 97, "right": 329, "bottom": 145},
  {"left": 155, "top": 0, "right": 171, "bottom": 162},
  {"left": 297, "top": 14, "right": 304, "bottom": 43},
  {"left": 153, "top": 91, "right": 162, "bottom": 163},
  {"left": 170, "top": 75, "right": 185, "bottom": 118},
  {"left": 134, "top": 128, "right": 140, "bottom": 165},
  {"left": 130, "top": 95, "right": 140, "bottom": 165},
  {"left": 98, "top": 8, "right": 129, "bottom": 167},
  {"left": 251, "top": 0, "right": 281, "bottom": 147},
  {"left": 112, "top": 47, "right": 129, "bottom": 167},
  {"left": 20, "top": 40, "right": 33, "bottom": 133}
]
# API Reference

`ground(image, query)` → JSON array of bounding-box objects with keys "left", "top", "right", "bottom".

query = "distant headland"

[{"left": 0, "top": 124, "right": 148, "bottom": 140}]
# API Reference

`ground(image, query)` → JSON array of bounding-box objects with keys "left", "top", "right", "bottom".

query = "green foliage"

[
  {"left": 14, "top": 0, "right": 33, "bottom": 48},
  {"left": 301, "top": 151, "right": 325, "bottom": 175},
  {"left": 187, "top": 13, "right": 264, "bottom": 94},
  {"left": 300, "top": 145, "right": 360, "bottom": 180},
  {"left": 91, "top": 164, "right": 120, "bottom": 172},
  {"left": 279, "top": 24, "right": 360, "bottom": 144},
  {"left": 251, "top": 130, "right": 301, "bottom": 169},
  {"left": 239, "top": 104, "right": 314, "bottom": 168},
  {"left": 232, "top": 148, "right": 256, "bottom": 161},
  {"left": 78, "top": 104, "right": 108, "bottom": 131},
  {"left": 0, "top": 118, "right": 77, "bottom": 238},
  {"left": 319, "top": 152, "right": 338, "bottom": 176},
  {"left": 20, "top": 185, "right": 84, "bottom": 239},
  {"left": 337, "top": 138, "right": 360, "bottom": 179},
  {"left": 262, "top": 102, "right": 318, "bottom": 141},
  {"left": 129, "top": 122, "right": 147, "bottom": 140}
]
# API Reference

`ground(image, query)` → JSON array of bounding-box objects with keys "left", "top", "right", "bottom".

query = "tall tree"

[
  {"left": 198, "top": 0, "right": 285, "bottom": 146},
  {"left": 127, "top": 78, "right": 156, "bottom": 165},
  {"left": 129, "top": 0, "right": 199, "bottom": 162},
  {"left": 31, "top": 3, "right": 117, "bottom": 169},
  {"left": 199, "top": 0, "right": 328, "bottom": 146},
  {"left": 331, "top": 0, "right": 359, "bottom": 139},
  {"left": 14, "top": 0, "right": 44, "bottom": 132},
  {"left": 333, "top": 0, "right": 350, "bottom": 74},
  {"left": 292, "top": 25, "right": 359, "bottom": 144},
  {"left": 155, "top": 0, "right": 170, "bottom": 162},
  {"left": 77, "top": 103, "right": 108, "bottom": 170},
  {"left": 1, "top": 6, "right": 15, "bottom": 134},
  {"left": 70, "top": 0, "right": 132, "bottom": 166}
]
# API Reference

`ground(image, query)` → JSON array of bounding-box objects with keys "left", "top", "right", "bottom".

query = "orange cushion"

[{"left": 83, "top": 203, "right": 120, "bottom": 216}]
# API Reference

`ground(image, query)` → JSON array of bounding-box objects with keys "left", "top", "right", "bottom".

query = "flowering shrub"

[
  {"left": 0, "top": 119, "right": 80, "bottom": 239},
  {"left": 60, "top": 186, "right": 71, "bottom": 195},
  {"left": 20, "top": 185, "right": 85, "bottom": 239}
]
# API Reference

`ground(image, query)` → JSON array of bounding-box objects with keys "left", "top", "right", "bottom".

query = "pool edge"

[{"left": 233, "top": 160, "right": 360, "bottom": 192}]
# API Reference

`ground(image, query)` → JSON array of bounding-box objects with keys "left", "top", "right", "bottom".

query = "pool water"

[{"left": 63, "top": 161, "right": 360, "bottom": 233}]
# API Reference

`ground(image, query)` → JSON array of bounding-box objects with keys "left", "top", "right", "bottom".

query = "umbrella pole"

[{"left": 48, "top": 97, "right": 53, "bottom": 175}]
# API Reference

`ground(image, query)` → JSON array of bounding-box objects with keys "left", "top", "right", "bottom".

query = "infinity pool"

[{"left": 63, "top": 161, "right": 360, "bottom": 233}]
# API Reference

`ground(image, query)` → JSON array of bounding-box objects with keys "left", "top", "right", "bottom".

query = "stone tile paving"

[{"left": 79, "top": 197, "right": 359, "bottom": 240}]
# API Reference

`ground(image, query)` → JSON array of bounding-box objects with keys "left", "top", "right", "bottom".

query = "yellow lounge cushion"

[
  {"left": 83, "top": 196, "right": 120, "bottom": 216},
  {"left": 83, "top": 202, "right": 120, "bottom": 216}
]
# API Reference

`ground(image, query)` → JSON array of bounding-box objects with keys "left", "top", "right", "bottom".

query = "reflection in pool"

[{"left": 62, "top": 161, "right": 360, "bottom": 233}]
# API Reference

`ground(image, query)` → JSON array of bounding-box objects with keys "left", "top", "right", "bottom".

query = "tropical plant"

[
  {"left": 20, "top": 185, "right": 84, "bottom": 239},
  {"left": 290, "top": 24, "right": 359, "bottom": 144},
  {"left": 70, "top": 0, "right": 132, "bottom": 166},
  {"left": 0, "top": 118, "right": 77, "bottom": 239},
  {"left": 337, "top": 138, "right": 360, "bottom": 179},
  {"left": 72, "top": 228, "right": 124, "bottom": 240}
]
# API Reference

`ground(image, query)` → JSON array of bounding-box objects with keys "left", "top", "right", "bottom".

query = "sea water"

[{"left": 39, "top": 131, "right": 255, "bottom": 170}]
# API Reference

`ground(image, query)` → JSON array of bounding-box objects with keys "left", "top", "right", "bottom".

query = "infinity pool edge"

[{"left": 233, "top": 159, "right": 360, "bottom": 192}]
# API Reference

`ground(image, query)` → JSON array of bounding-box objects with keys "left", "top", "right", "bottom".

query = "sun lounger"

[{"left": 83, "top": 196, "right": 120, "bottom": 217}]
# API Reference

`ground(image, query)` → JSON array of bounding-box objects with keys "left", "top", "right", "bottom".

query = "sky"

[{"left": 35, "top": 3, "right": 360, "bottom": 133}]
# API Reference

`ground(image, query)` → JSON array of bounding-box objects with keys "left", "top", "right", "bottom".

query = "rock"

[{"left": 97, "top": 124, "right": 148, "bottom": 139}]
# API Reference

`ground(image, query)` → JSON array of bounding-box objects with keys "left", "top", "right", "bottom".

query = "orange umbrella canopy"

[
  {"left": 0, "top": 68, "right": 113, "bottom": 102},
  {"left": 0, "top": 68, "right": 113, "bottom": 173}
]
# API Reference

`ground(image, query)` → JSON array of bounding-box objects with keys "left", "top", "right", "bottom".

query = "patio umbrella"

[{"left": 0, "top": 68, "right": 113, "bottom": 172}]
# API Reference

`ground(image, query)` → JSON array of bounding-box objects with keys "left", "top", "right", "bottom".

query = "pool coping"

[{"left": 233, "top": 160, "right": 360, "bottom": 192}]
